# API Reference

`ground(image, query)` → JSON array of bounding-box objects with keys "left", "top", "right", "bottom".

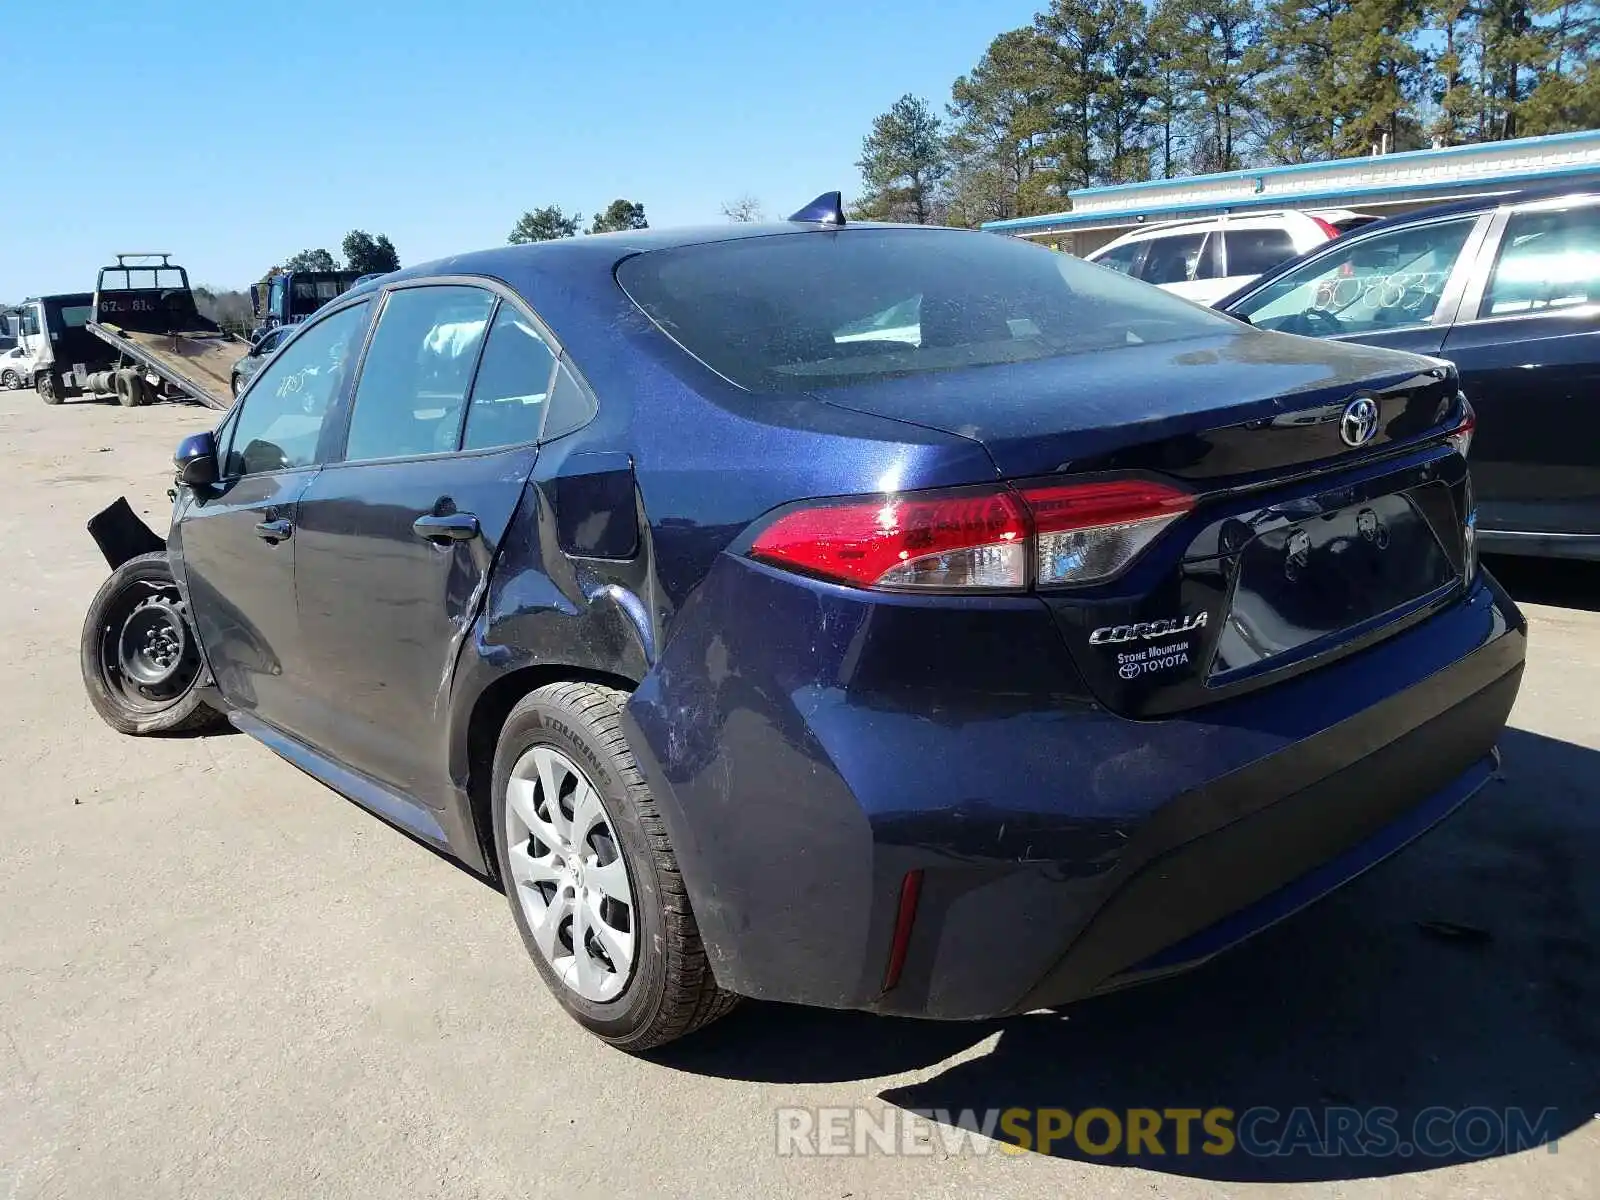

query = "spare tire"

[
  {"left": 115, "top": 370, "right": 147, "bottom": 408},
  {"left": 80, "top": 551, "right": 225, "bottom": 735}
]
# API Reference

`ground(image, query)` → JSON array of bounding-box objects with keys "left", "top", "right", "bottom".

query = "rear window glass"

[
  {"left": 99, "top": 268, "right": 186, "bottom": 291},
  {"left": 1137, "top": 233, "right": 1211, "bottom": 284},
  {"left": 1091, "top": 240, "right": 1144, "bottom": 275},
  {"left": 616, "top": 229, "right": 1233, "bottom": 392},
  {"left": 58, "top": 305, "right": 90, "bottom": 328},
  {"left": 1225, "top": 228, "right": 1297, "bottom": 276}
]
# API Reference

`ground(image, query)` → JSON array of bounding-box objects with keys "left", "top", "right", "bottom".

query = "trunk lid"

[
  {"left": 816, "top": 330, "right": 1458, "bottom": 482},
  {"left": 819, "top": 330, "right": 1472, "bottom": 717}
]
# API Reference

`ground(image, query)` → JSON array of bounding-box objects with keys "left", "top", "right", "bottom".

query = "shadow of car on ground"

[{"left": 655, "top": 722, "right": 1599, "bottom": 1182}]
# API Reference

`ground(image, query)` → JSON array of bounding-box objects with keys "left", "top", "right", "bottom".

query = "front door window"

[{"left": 1233, "top": 218, "right": 1478, "bottom": 336}]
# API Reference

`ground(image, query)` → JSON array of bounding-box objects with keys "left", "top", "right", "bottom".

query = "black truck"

[{"left": 78, "top": 253, "right": 245, "bottom": 409}]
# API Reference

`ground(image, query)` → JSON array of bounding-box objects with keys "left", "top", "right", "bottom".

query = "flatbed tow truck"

[{"left": 81, "top": 253, "right": 243, "bottom": 410}]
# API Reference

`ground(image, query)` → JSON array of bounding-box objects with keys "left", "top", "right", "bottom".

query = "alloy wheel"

[{"left": 504, "top": 745, "right": 636, "bottom": 1002}]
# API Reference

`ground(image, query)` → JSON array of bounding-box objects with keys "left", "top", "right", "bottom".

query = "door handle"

[
  {"left": 254, "top": 517, "right": 293, "bottom": 542},
  {"left": 413, "top": 512, "right": 481, "bottom": 543}
]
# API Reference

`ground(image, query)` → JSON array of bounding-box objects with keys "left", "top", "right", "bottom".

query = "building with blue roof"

[{"left": 981, "top": 129, "right": 1600, "bottom": 255}]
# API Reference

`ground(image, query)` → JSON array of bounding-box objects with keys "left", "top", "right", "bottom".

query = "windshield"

[{"left": 617, "top": 229, "right": 1235, "bottom": 392}]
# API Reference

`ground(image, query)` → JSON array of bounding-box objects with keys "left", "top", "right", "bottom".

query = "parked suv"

[
  {"left": 1087, "top": 211, "right": 1347, "bottom": 304},
  {"left": 78, "top": 209, "right": 1521, "bottom": 1051},
  {"left": 1218, "top": 188, "right": 1600, "bottom": 561}
]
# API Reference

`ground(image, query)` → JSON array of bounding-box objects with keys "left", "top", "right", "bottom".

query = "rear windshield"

[
  {"left": 99, "top": 268, "right": 187, "bottom": 291},
  {"left": 616, "top": 229, "right": 1235, "bottom": 392}
]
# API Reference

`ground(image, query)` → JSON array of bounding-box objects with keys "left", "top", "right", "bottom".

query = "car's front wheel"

[
  {"left": 1, "top": 369, "right": 20, "bottom": 390},
  {"left": 80, "top": 551, "right": 226, "bottom": 735},
  {"left": 492, "top": 682, "right": 738, "bottom": 1050}
]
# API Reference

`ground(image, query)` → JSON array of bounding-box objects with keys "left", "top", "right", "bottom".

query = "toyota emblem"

[{"left": 1340, "top": 396, "right": 1379, "bottom": 447}]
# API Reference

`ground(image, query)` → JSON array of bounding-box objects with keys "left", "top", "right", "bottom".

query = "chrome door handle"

[{"left": 254, "top": 518, "right": 293, "bottom": 542}]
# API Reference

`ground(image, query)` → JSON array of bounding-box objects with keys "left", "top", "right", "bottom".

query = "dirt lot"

[{"left": 0, "top": 386, "right": 1595, "bottom": 1199}]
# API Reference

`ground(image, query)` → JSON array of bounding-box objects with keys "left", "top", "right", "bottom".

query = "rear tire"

[
  {"left": 37, "top": 374, "right": 60, "bottom": 405},
  {"left": 0, "top": 369, "right": 19, "bottom": 390},
  {"left": 491, "top": 682, "right": 738, "bottom": 1051},
  {"left": 80, "top": 551, "right": 225, "bottom": 736}
]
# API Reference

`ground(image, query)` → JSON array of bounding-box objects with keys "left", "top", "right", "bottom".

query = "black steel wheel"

[{"left": 80, "top": 552, "right": 225, "bottom": 735}]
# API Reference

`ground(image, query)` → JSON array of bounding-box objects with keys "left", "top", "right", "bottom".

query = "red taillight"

[
  {"left": 1448, "top": 401, "right": 1476, "bottom": 459},
  {"left": 748, "top": 479, "right": 1194, "bottom": 592},
  {"left": 750, "top": 487, "right": 1029, "bottom": 590},
  {"left": 1312, "top": 216, "right": 1341, "bottom": 239}
]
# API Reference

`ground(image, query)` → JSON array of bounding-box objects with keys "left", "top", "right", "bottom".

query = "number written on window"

[{"left": 224, "top": 301, "right": 370, "bottom": 477}]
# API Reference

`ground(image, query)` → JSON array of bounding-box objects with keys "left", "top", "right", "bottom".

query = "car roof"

[
  {"left": 355, "top": 220, "right": 937, "bottom": 296},
  {"left": 334, "top": 221, "right": 986, "bottom": 399},
  {"left": 1096, "top": 210, "right": 1314, "bottom": 247},
  {"left": 1338, "top": 183, "right": 1600, "bottom": 234}
]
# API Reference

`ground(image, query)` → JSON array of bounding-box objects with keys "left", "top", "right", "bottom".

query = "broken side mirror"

[{"left": 175, "top": 430, "right": 219, "bottom": 487}]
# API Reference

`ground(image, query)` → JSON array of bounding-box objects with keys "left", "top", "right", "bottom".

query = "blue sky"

[{"left": 3, "top": 0, "right": 1038, "bottom": 297}]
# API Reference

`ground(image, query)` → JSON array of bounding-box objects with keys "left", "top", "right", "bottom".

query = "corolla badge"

[
  {"left": 1340, "top": 396, "right": 1380, "bottom": 447},
  {"left": 1089, "top": 612, "right": 1209, "bottom": 645}
]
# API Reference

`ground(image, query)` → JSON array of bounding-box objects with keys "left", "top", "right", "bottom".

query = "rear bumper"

[
  {"left": 1478, "top": 528, "right": 1600, "bottom": 562},
  {"left": 624, "top": 561, "right": 1525, "bottom": 1020}
]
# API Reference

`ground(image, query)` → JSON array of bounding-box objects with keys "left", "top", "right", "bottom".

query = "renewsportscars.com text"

[{"left": 774, "top": 1105, "right": 1562, "bottom": 1159}]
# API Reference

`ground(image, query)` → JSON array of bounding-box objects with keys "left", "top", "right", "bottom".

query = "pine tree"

[
  {"left": 852, "top": 95, "right": 950, "bottom": 223},
  {"left": 1161, "top": 0, "right": 1266, "bottom": 172},
  {"left": 946, "top": 27, "right": 1058, "bottom": 222},
  {"left": 1035, "top": 0, "right": 1135, "bottom": 189}
]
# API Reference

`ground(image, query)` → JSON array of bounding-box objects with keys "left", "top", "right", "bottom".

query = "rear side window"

[
  {"left": 1092, "top": 240, "right": 1144, "bottom": 275},
  {"left": 344, "top": 285, "right": 495, "bottom": 462},
  {"left": 1481, "top": 206, "right": 1600, "bottom": 317},
  {"left": 1224, "top": 228, "right": 1297, "bottom": 276},
  {"left": 617, "top": 229, "right": 1235, "bottom": 393},
  {"left": 460, "top": 304, "right": 558, "bottom": 451},
  {"left": 1137, "top": 233, "right": 1211, "bottom": 284}
]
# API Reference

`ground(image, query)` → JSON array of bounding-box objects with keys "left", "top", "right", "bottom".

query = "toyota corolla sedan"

[{"left": 80, "top": 194, "right": 1525, "bottom": 1051}]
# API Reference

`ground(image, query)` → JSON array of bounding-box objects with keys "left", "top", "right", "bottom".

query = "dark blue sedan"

[
  {"left": 1217, "top": 188, "right": 1600, "bottom": 560},
  {"left": 80, "top": 196, "right": 1525, "bottom": 1050}
]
